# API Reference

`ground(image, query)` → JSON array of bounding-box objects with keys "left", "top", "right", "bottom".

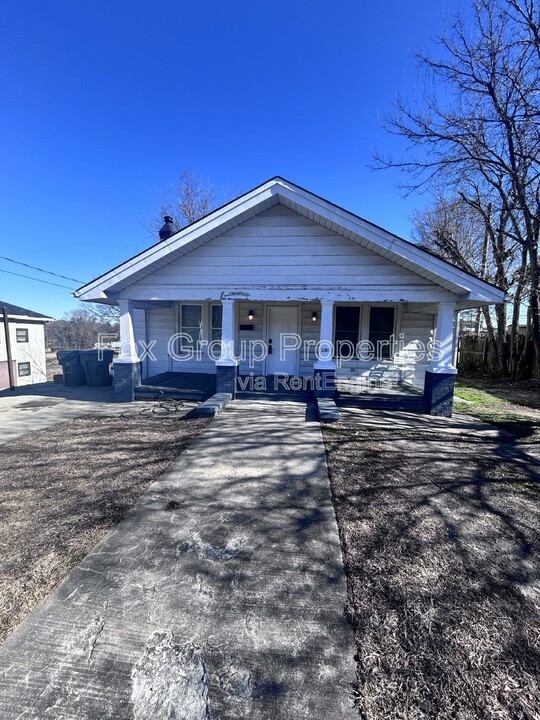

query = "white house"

[
  {"left": 0, "top": 302, "right": 53, "bottom": 389},
  {"left": 74, "top": 178, "right": 504, "bottom": 415}
]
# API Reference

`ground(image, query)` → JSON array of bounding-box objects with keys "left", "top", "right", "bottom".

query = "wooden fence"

[{"left": 457, "top": 334, "right": 539, "bottom": 377}]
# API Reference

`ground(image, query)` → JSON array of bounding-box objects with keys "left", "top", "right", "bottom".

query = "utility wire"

[
  {"left": 0, "top": 267, "right": 78, "bottom": 290},
  {"left": 0, "top": 255, "right": 86, "bottom": 284}
]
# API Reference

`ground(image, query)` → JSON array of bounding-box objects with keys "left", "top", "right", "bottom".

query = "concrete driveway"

[
  {"left": 0, "top": 399, "right": 356, "bottom": 719},
  {"left": 0, "top": 382, "right": 146, "bottom": 444}
]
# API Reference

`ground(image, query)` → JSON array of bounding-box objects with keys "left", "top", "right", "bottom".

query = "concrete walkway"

[{"left": 0, "top": 400, "right": 356, "bottom": 719}]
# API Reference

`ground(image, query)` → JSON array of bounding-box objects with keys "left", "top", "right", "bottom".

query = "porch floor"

[
  {"left": 136, "top": 372, "right": 216, "bottom": 401},
  {"left": 136, "top": 372, "right": 426, "bottom": 409}
]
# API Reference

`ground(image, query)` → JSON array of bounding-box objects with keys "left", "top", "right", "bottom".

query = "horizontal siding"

[
  {"left": 126, "top": 205, "right": 437, "bottom": 292},
  {"left": 394, "top": 307, "right": 434, "bottom": 387},
  {"left": 299, "top": 303, "right": 320, "bottom": 376},
  {"left": 237, "top": 301, "right": 265, "bottom": 375},
  {"left": 145, "top": 306, "right": 174, "bottom": 377},
  {"left": 133, "top": 308, "right": 146, "bottom": 377}
]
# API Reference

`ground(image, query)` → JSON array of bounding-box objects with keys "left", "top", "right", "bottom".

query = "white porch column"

[
  {"left": 314, "top": 300, "right": 336, "bottom": 370},
  {"left": 216, "top": 299, "right": 238, "bottom": 366},
  {"left": 430, "top": 301, "right": 458, "bottom": 373},
  {"left": 113, "top": 299, "right": 141, "bottom": 403},
  {"left": 116, "top": 299, "right": 140, "bottom": 363},
  {"left": 424, "top": 301, "right": 458, "bottom": 417}
]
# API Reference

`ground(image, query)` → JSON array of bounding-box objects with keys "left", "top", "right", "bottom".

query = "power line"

[
  {"left": 0, "top": 255, "right": 86, "bottom": 284},
  {"left": 0, "top": 267, "right": 78, "bottom": 290}
]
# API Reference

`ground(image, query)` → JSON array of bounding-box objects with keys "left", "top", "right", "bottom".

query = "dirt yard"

[
  {"left": 0, "top": 412, "right": 209, "bottom": 644},
  {"left": 324, "top": 424, "right": 540, "bottom": 719}
]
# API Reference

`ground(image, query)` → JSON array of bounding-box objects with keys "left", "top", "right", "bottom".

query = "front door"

[{"left": 266, "top": 305, "right": 299, "bottom": 375}]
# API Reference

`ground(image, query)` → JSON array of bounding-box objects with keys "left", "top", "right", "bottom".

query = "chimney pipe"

[{"left": 159, "top": 216, "right": 175, "bottom": 242}]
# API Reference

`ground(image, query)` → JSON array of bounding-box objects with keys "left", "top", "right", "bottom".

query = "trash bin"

[
  {"left": 56, "top": 350, "right": 87, "bottom": 386},
  {"left": 79, "top": 350, "right": 114, "bottom": 387}
]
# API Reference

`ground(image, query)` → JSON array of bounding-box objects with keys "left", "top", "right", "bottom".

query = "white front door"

[{"left": 266, "top": 305, "right": 299, "bottom": 375}]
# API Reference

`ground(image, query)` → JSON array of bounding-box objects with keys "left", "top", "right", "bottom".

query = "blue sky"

[{"left": 0, "top": 0, "right": 462, "bottom": 318}]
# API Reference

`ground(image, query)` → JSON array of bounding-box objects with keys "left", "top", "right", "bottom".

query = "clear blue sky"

[{"left": 0, "top": 0, "right": 462, "bottom": 319}]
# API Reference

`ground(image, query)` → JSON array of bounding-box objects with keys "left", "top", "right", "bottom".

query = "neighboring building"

[
  {"left": 74, "top": 178, "right": 505, "bottom": 415},
  {"left": 0, "top": 302, "right": 53, "bottom": 389}
]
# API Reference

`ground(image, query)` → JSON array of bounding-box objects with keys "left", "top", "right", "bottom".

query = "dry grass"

[
  {"left": 45, "top": 352, "right": 62, "bottom": 381},
  {"left": 323, "top": 425, "right": 540, "bottom": 720},
  {"left": 0, "top": 413, "right": 209, "bottom": 644}
]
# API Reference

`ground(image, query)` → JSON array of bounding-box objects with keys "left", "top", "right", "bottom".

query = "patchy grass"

[
  {"left": 455, "top": 382, "right": 505, "bottom": 406},
  {"left": 455, "top": 377, "right": 540, "bottom": 440},
  {"left": 456, "top": 376, "right": 540, "bottom": 410},
  {"left": 324, "top": 424, "right": 540, "bottom": 720},
  {"left": 0, "top": 413, "right": 209, "bottom": 644}
]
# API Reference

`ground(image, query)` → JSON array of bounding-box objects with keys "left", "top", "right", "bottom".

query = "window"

[
  {"left": 18, "top": 362, "right": 31, "bottom": 377},
  {"left": 180, "top": 304, "right": 202, "bottom": 348},
  {"left": 369, "top": 307, "right": 395, "bottom": 359},
  {"left": 334, "top": 306, "right": 360, "bottom": 357},
  {"left": 16, "top": 328, "right": 29, "bottom": 343},
  {"left": 211, "top": 304, "right": 223, "bottom": 343}
]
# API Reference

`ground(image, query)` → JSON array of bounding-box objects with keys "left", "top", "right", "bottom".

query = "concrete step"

[{"left": 195, "top": 392, "right": 232, "bottom": 417}]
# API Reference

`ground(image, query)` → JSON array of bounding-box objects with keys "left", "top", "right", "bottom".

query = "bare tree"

[
  {"left": 413, "top": 193, "right": 528, "bottom": 374},
  {"left": 160, "top": 168, "right": 216, "bottom": 231},
  {"left": 46, "top": 308, "right": 119, "bottom": 350},
  {"left": 375, "top": 0, "right": 540, "bottom": 375},
  {"left": 85, "top": 302, "right": 120, "bottom": 323}
]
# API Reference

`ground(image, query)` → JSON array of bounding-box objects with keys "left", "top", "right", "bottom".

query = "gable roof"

[
  {"left": 0, "top": 301, "right": 53, "bottom": 321},
  {"left": 74, "top": 177, "right": 505, "bottom": 304}
]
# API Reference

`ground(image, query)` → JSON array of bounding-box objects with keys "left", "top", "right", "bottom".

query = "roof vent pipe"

[{"left": 159, "top": 216, "right": 175, "bottom": 242}]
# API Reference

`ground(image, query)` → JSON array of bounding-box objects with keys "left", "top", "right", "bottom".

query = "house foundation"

[
  {"left": 114, "top": 361, "right": 141, "bottom": 403},
  {"left": 424, "top": 370, "right": 456, "bottom": 417}
]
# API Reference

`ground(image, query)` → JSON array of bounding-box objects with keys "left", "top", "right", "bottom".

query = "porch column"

[
  {"left": 215, "top": 299, "right": 238, "bottom": 398},
  {"left": 113, "top": 299, "right": 141, "bottom": 402},
  {"left": 314, "top": 300, "right": 336, "bottom": 397},
  {"left": 424, "top": 301, "right": 458, "bottom": 417}
]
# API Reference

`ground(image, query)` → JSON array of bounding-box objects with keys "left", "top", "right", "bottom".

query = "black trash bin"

[
  {"left": 56, "top": 350, "right": 87, "bottom": 386},
  {"left": 79, "top": 350, "right": 114, "bottom": 387}
]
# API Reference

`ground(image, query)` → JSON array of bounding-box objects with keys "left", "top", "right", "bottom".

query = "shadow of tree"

[
  {"left": 324, "top": 425, "right": 540, "bottom": 719},
  {"left": 0, "top": 413, "right": 209, "bottom": 644}
]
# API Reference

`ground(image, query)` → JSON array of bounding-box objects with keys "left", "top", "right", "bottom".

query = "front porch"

[
  {"left": 115, "top": 296, "right": 459, "bottom": 416},
  {"left": 134, "top": 370, "right": 428, "bottom": 410}
]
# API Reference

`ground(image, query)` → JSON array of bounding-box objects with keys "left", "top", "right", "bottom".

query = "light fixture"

[
  {"left": 248, "top": 309, "right": 254, "bottom": 321},
  {"left": 312, "top": 311, "right": 318, "bottom": 322}
]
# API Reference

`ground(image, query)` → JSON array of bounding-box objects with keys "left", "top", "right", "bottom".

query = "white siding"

[
  {"left": 0, "top": 321, "right": 47, "bottom": 388},
  {"left": 145, "top": 306, "right": 174, "bottom": 377},
  {"left": 145, "top": 302, "right": 220, "bottom": 378},
  {"left": 299, "top": 303, "right": 320, "bottom": 376},
  {"left": 237, "top": 301, "right": 265, "bottom": 375},
  {"left": 133, "top": 308, "right": 146, "bottom": 377},
  {"left": 394, "top": 307, "right": 434, "bottom": 387},
  {"left": 125, "top": 205, "right": 439, "bottom": 295}
]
